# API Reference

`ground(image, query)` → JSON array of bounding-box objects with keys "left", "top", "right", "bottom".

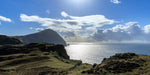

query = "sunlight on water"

[
  {"left": 65, "top": 43, "right": 150, "bottom": 64},
  {"left": 65, "top": 43, "right": 117, "bottom": 64}
]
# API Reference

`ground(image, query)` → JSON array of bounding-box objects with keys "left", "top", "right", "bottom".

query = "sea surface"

[{"left": 65, "top": 42, "right": 150, "bottom": 64}]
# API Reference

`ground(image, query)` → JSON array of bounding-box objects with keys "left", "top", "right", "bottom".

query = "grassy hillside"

[
  {"left": 83, "top": 53, "right": 150, "bottom": 75},
  {"left": 0, "top": 43, "right": 91, "bottom": 75}
]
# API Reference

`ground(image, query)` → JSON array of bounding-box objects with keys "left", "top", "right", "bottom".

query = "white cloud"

[
  {"left": 0, "top": 16, "right": 12, "bottom": 23},
  {"left": 61, "top": 11, "right": 69, "bottom": 17},
  {"left": 69, "top": 14, "right": 115, "bottom": 27},
  {"left": 35, "top": 28, "right": 44, "bottom": 31},
  {"left": 110, "top": 0, "right": 121, "bottom": 4},
  {"left": 93, "top": 22, "right": 150, "bottom": 42},
  {"left": 20, "top": 12, "right": 150, "bottom": 42},
  {"left": 144, "top": 25, "right": 150, "bottom": 33},
  {"left": 29, "top": 27, "right": 44, "bottom": 32},
  {"left": 20, "top": 11, "right": 115, "bottom": 41}
]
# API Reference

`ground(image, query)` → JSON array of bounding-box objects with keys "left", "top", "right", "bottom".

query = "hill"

[
  {"left": 0, "top": 35, "right": 22, "bottom": 45},
  {"left": 14, "top": 29, "right": 67, "bottom": 46},
  {"left": 0, "top": 43, "right": 91, "bottom": 75},
  {"left": 82, "top": 53, "right": 150, "bottom": 75}
]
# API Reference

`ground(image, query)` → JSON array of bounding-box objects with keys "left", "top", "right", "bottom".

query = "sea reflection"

[
  {"left": 65, "top": 43, "right": 150, "bottom": 64},
  {"left": 65, "top": 43, "right": 118, "bottom": 64}
]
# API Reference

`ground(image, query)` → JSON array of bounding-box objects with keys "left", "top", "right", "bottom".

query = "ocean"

[{"left": 65, "top": 42, "right": 150, "bottom": 64}]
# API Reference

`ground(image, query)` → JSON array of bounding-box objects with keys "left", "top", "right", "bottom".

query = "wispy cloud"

[
  {"left": 46, "top": 10, "right": 50, "bottom": 14},
  {"left": 29, "top": 27, "right": 44, "bottom": 32},
  {"left": 0, "top": 16, "right": 12, "bottom": 24},
  {"left": 110, "top": 0, "right": 121, "bottom": 4}
]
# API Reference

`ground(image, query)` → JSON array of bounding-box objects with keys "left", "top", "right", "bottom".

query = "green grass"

[
  {"left": 83, "top": 53, "right": 150, "bottom": 75},
  {"left": 0, "top": 50, "right": 92, "bottom": 75}
]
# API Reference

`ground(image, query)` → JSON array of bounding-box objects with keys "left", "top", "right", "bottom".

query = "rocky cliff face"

[
  {"left": 14, "top": 29, "right": 67, "bottom": 46},
  {"left": 0, "top": 35, "right": 22, "bottom": 45}
]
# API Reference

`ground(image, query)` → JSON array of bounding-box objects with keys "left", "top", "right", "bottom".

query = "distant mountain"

[
  {"left": 14, "top": 29, "right": 67, "bottom": 46},
  {"left": 0, "top": 35, "right": 22, "bottom": 45}
]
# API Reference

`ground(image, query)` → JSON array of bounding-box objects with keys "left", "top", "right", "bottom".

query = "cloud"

[
  {"left": 20, "top": 11, "right": 115, "bottom": 41},
  {"left": 69, "top": 14, "right": 115, "bottom": 27},
  {"left": 0, "top": 16, "right": 12, "bottom": 23},
  {"left": 20, "top": 14, "right": 82, "bottom": 32},
  {"left": 29, "top": 27, "right": 33, "bottom": 30},
  {"left": 144, "top": 25, "right": 150, "bottom": 34},
  {"left": 93, "top": 22, "right": 150, "bottom": 42},
  {"left": 35, "top": 28, "right": 44, "bottom": 31},
  {"left": 46, "top": 10, "right": 50, "bottom": 14},
  {"left": 61, "top": 11, "right": 69, "bottom": 17},
  {"left": 20, "top": 12, "right": 150, "bottom": 42},
  {"left": 110, "top": 0, "right": 121, "bottom": 4},
  {"left": 29, "top": 27, "right": 44, "bottom": 32}
]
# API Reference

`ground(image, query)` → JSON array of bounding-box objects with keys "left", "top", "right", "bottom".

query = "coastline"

[{"left": 0, "top": 43, "right": 150, "bottom": 75}]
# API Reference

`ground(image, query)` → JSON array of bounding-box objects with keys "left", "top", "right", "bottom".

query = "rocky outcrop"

[
  {"left": 0, "top": 35, "right": 22, "bottom": 45},
  {"left": 14, "top": 29, "right": 67, "bottom": 46}
]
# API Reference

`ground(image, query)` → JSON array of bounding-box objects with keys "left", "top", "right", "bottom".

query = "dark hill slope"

[
  {"left": 14, "top": 29, "right": 67, "bottom": 46},
  {"left": 0, "top": 35, "right": 22, "bottom": 45}
]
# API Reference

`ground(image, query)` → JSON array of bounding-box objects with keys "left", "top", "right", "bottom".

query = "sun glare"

[
  {"left": 64, "top": 0, "right": 93, "bottom": 7},
  {"left": 71, "top": 0, "right": 85, "bottom": 4}
]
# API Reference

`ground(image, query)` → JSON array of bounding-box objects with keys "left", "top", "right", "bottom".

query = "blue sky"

[{"left": 1, "top": 0, "right": 150, "bottom": 42}]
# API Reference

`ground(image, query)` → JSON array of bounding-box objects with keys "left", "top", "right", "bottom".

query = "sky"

[{"left": 1, "top": 0, "right": 150, "bottom": 42}]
